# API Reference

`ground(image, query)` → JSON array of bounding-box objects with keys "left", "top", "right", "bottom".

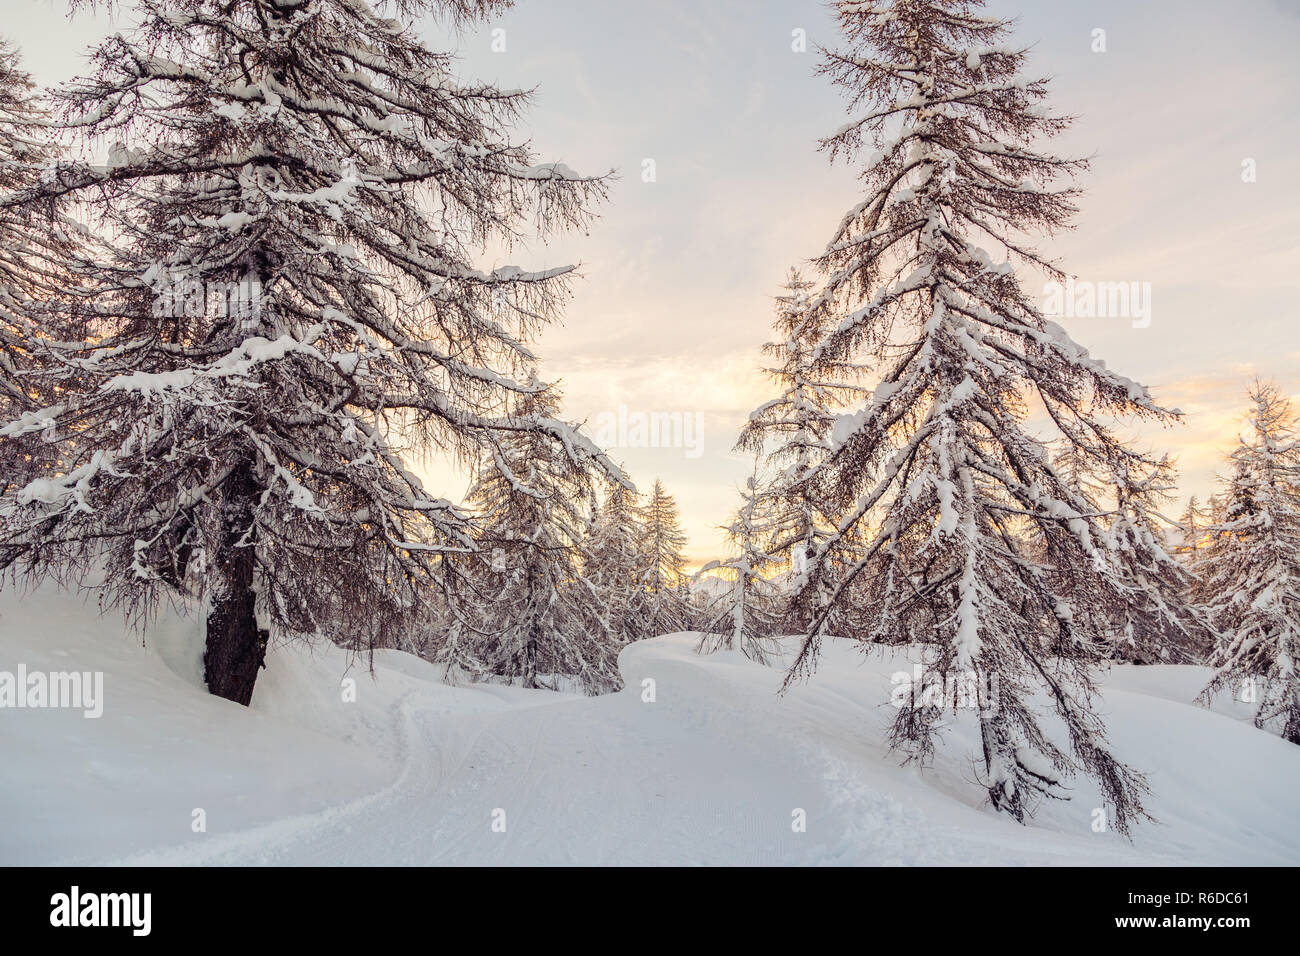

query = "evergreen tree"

[
  {"left": 0, "top": 0, "right": 615, "bottom": 705},
  {"left": 454, "top": 384, "right": 623, "bottom": 695},
  {"left": 1194, "top": 382, "right": 1300, "bottom": 744},
  {"left": 1173, "top": 495, "right": 1208, "bottom": 558},
  {"left": 582, "top": 481, "right": 643, "bottom": 644},
  {"left": 784, "top": 0, "right": 1177, "bottom": 832},
  {"left": 1101, "top": 454, "right": 1212, "bottom": 664},
  {"left": 697, "top": 468, "right": 781, "bottom": 663},
  {"left": 1052, "top": 444, "right": 1212, "bottom": 663},
  {"left": 629, "top": 479, "right": 691, "bottom": 638}
]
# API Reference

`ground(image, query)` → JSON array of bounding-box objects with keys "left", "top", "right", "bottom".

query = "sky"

[{"left": 6, "top": 0, "right": 1300, "bottom": 566}]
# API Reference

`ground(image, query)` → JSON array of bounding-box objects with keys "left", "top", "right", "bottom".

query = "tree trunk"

[{"left": 203, "top": 466, "right": 266, "bottom": 706}]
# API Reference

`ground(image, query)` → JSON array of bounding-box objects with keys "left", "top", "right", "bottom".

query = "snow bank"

[{"left": 1, "top": 587, "right": 1297, "bottom": 865}]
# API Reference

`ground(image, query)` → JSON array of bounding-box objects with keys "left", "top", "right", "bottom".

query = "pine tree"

[
  {"left": 1194, "top": 382, "right": 1300, "bottom": 744},
  {"left": 697, "top": 468, "right": 781, "bottom": 663},
  {"left": 629, "top": 479, "right": 691, "bottom": 638},
  {"left": 0, "top": 0, "right": 615, "bottom": 705},
  {"left": 453, "top": 384, "right": 623, "bottom": 695},
  {"left": 736, "top": 268, "right": 863, "bottom": 612},
  {"left": 784, "top": 0, "right": 1179, "bottom": 832}
]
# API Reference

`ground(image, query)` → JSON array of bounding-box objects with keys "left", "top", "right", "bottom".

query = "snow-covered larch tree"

[
  {"left": 0, "top": 39, "right": 90, "bottom": 427},
  {"left": 783, "top": 0, "right": 1183, "bottom": 832},
  {"left": 581, "top": 480, "right": 643, "bottom": 645},
  {"left": 1173, "top": 495, "right": 1208, "bottom": 559},
  {"left": 1052, "top": 442, "right": 1211, "bottom": 663},
  {"left": 736, "top": 268, "right": 864, "bottom": 615},
  {"left": 696, "top": 468, "right": 781, "bottom": 663},
  {"left": 1193, "top": 382, "right": 1300, "bottom": 744},
  {"left": 0, "top": 0, "right": 617, "bottom": 705},
  {"left": 1101, "top": 453, "right": 1212, "bottom": 664},
  {"left": 629, "top": 479, "right": 691, "bottom": 639},
  {"left": 451, "top": 384, "right": 624, "bottom": 695}
]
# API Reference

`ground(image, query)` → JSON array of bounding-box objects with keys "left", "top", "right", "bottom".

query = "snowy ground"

[{"left": 2, "top": 585, "right": 1297, "bottom": 866}]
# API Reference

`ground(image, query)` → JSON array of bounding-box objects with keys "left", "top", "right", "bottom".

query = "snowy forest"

[{"left": 0, "top": 0, "right": 1297, "bottom": 871}]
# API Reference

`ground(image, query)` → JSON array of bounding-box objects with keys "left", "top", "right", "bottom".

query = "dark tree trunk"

[{"left": 203, "top": 466, "right": 266, "bottom": 706}]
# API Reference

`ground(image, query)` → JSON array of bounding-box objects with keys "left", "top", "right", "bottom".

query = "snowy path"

[
  {"left": 91, "top": 638, "right": 1204, "bottom": 867},
  {"left": 106, "top": 670, "right": 835, "bottom": 865},
  {"left": 6, "top": 586, "right": 1298, "bottom": 866}
]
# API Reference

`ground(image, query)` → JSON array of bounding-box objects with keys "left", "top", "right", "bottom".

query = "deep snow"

[{"left": 1, "top": 584, "right": 1297, "bottom": 866}]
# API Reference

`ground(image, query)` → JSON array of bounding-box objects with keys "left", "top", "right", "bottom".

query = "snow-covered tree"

[
  {"left": 0, "top": 0, "right": 616, "bottom": 705},
  {"left": 696, "top": 468, "right": 781, "bottom": 663},
  {"left": 0, "top": 40, "right": 88, "bottom": 430},
  {"left": 783, "top": 0, "right": 1179, "bottom": 832},
  {"left": 629, "top": 479, "right": 691, "bottom": 638},
  {"left": 736, "top": 268, "right": 863, "bottom": 612},
  {"left": 450, "top": 384, "right": 623, "bottom": 695},
  {"left": 1051, "top": 443, "right": 1211, "bottom": 664},
  {"left": 1101, "top": 454, "right": 1212, "bottom": 664},
  {"left": 581, "top": 480, "right": 643, "bottom": 644},
  {"left": 1194, "top": 382, "right": 1300, "bottom": 744},
  {"left": 1173, "top": 495, "right": 1209, "bottom": 558}
]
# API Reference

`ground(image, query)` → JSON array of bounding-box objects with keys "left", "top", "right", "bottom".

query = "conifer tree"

[
  {"left": 1052, "top": 444, "right": 1212, "bottom": 664},
  {"left": 697, "top": 469, "right": 781, "bottom": 663},
  {"left": 1194, "top": 383, "right": 1300, "bottom": 744},
  {"left": 582, "top": 481, "right": 643, "bottom": 644},
  {"left": 629, "top": 479, "right": 691, "bottom": 638},
  {"left": 0, "top": 39, "right": 91, "bottom": 431},
  {"left": 1173, "top": 495, "right": 1208, "bottom": 558},
  {"left": 784, "top": 0, "right": 1178, "bottom": 831},
  {"left": 0, "top": 0, "right": 616, "bottom": 705},
  {"left": 1102, "top": 454, "right": 1212, "bottom": 664},
  {"left": 455, "top": 384, "right": 623, "bottom": 695},
  {"left": 736, "top": 268, "right": 863, "bottom": 611}
]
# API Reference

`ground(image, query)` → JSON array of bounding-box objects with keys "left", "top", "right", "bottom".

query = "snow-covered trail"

[
  {"left": 92, "top": 639, "right": 1197, "bottom": 867},
  {"left": 101, "top": 662, "right": 840, "bottom": 866},
  {"left": 6, "top": 586, "right": 1298, "bottom": 866}
]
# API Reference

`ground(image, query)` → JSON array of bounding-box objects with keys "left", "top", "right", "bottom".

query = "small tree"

[
  {"left": 454, "top": 384, "right": 623, "bottom": 695},
  {"left": 582, "top": 481, "right": 643, "bottom": 644},
  {"left": 1194, "top": 382, "right": 1300, "bottom": 743},
  {"left": 1054, "top": 445, "right": 1212, "bottom": 664},
  {"left": 1173, "top": 495, "right": 1209, "bottom": 558},
  {"left": 736, "top": 268, "right": 864, "bottom": 619},
  {"left": 1102, "top": 454, "right": 1213, "bottom": 664},
  {"left": 697, "top": 469, "right": 781, "bottom": 663},
  {"left": 629, "top": 479, "right": 691, "bottom": 638}
]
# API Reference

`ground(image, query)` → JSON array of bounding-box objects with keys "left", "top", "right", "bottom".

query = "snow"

[{"left": 2, "top": 585, "right": 1298, "bottom": 865}]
